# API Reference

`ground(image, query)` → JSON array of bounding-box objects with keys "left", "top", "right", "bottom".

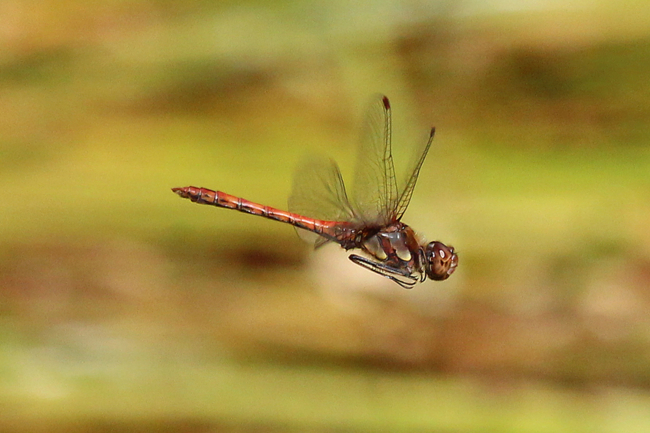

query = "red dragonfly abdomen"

[{"left": 172, "top": 186, "right": 343, "bottom": 240}]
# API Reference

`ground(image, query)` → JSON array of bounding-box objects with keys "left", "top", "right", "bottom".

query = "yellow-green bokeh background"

[{"left": 2, "top": 1, "right": 650, "bottom": 432}]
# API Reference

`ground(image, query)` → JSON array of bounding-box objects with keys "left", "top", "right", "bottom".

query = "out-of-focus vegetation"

[{"left": 2, "top": 1, "right": 650, "bottom": 432}]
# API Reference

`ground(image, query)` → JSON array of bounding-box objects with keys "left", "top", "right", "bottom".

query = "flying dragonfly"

[{"left": 173, "top": 96, "right": 458, "bottom": 288}]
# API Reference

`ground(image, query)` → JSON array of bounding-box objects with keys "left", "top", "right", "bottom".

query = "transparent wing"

[
  {"left": 288, "top": 156, "right": 358, "bottom": 246},
  {"left": 349, "top": 95, "right": 399, "bottom": 225},
  {"left": 394, "top": 127, "right": 435, "bottom": 221},
  {"left": 288, "top": 95, "right": 434, "bottom": 246}
]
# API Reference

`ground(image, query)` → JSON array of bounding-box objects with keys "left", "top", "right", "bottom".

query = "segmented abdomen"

[{"left": 172, "top": 186, "right": 344, "bottom": 239}]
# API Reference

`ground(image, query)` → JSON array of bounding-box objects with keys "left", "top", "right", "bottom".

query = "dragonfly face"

[{"left": 424, "top": 241, "right": 458, "bottom": 281}]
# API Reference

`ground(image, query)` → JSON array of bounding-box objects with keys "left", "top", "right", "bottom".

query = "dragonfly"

[{"left": 172, "top": 96, "right": 457, "bottom": 288}]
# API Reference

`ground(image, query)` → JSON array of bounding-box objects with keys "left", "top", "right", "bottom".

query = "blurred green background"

[{"left": 2, "top": 1, "right": 650, "bottom": 432}]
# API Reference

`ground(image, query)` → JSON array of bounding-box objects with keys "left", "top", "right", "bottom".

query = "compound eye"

[{"left": 425, "top": 242, "right": 458, "bottom": 281}]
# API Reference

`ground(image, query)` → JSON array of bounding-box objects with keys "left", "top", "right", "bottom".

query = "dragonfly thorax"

[{"left": 359, "top": 222, "right": 425, "bottom": 277}]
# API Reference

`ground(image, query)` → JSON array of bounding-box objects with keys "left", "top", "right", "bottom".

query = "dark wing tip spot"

[
  {"left": 430, "top": 127, "right": 436, "bottom": 137},
  {"left": 381, "top": 96, "right": 390, "bottom": 109}
]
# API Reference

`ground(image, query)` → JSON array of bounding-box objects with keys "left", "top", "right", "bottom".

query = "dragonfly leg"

[{"left": 348, "top": 254, "right": 418, "bottom": 289}]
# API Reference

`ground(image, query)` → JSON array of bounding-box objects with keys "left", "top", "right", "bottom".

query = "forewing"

[
  {"left": 394, "top": 127, "right": 435, "bottom": 221},
  {"left": 349, "top": 95, "right": 399, "bottom": 225},
  {"left": 288, "top": 156, "right": 356, "bottom": 246}
]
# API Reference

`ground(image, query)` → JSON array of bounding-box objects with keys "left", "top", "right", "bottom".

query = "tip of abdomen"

[{"left": 172, "top": 186, "right": 189, "bottom": 198}]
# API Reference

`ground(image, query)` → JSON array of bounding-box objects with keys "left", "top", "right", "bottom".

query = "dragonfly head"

[{"left": 424, "top": 241, "right": 458, "bottom": 281}]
